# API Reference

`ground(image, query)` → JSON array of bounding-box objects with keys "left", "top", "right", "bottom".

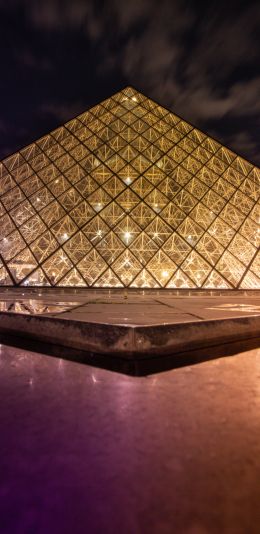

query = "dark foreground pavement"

[{"left": 0, "top": 343, "right": 260, "bottom": 533}]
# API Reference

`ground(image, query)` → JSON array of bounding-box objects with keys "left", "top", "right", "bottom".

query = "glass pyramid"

[{"left": 0, "top": 86, "right": 259, "bottom": 288}]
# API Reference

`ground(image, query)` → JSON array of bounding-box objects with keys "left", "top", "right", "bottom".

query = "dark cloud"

[
  {"left": 0, "top": 0, "right": 260, "bottom": 165},
  {"left": 97, "top": 0, "right": 260, "bottom": 163},
  {"left": 187, "top": 3, "right": 260, "bottom": 76},
  {"left": 226, "top": 132, "right": 258, "bottom": 157},
  {"left": 0, "top": 119, "right": 9, "bottom": 134},
  {"left": 1, "top": 0, "right": 102, "bottom": 38},
  {"left": 40, "top": 100, "right": 85, "bottom": 123},
  {"left": 15, "top": 49, "right": 52, "bottom": 70},
  {"left": 28, "top": 0, "right": 104, "bottom": 41},
  {"left": 110, "top": 0, "right": 151, "bottom": 30}
]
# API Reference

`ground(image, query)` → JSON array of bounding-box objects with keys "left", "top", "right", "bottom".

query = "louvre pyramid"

[{"left": 0, "top": 86, "right": 259, "bottom": 289}]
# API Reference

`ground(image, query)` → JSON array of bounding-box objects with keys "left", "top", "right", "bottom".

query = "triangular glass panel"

[
  {"left": 58, "top": 269, "right": 87, "bottom": 287},
  {"left": 146, "top": 250, "right": 177, "bottom": 286},
  {"left": 22, "top": 268, "right": 51, "bottom": 286},
  {"left": 95, "top": 268, "right": 123, "bottom": 287},
  {"left": 240, "top": 271, "right": 260, "bottom": 289},
  {"left": 130, "top": 269, "right": 159, "bottom": 288},
  {"left": 167, "top": 269, "right": 196, "bottom": 288},
  {"left": 8, "top": 248, "right": 37, "bottom": 283},
  {"left": 0, "top": 264, "right": 13, "bottom": 285},
  {"left": 77, "top": 249, "right": 107, "bottom": 285},
  {"left": 203, "top": 270, "right": 232, "bottom": 289}
]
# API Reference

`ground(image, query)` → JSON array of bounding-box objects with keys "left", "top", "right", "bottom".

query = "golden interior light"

[{"left": 0, "top": 86, "right": 259, "bottom": 289}]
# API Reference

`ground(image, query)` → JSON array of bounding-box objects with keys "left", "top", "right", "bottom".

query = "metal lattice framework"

[{"left": 0, "top": 86, "right": 259, "bottom": 288}]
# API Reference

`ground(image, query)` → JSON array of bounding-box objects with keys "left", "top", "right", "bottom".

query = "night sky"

[{"left": 0, "top": 0, "right": 260, "bottom": 166}]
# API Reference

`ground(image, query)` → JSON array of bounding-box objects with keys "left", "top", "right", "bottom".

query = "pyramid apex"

[{"left": 119, "top": 85, "right": 140, "bottom": 98}]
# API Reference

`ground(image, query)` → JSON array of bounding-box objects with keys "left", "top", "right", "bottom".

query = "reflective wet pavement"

[
  {"left": 0, "top": 288, "right": 260, "bottom": 324},
  {"left": 0, "top": 289, "right": 259, "bottom": 375},
  {"left": 0, "top": 343, "right": 260, "bottom": 533},
  {"left": 0, "top": 300, "right": 80, "bottom": 314}
]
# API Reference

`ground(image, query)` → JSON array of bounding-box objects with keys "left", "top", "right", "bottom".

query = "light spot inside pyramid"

[
  {"left": 162, "top": 270, "right": 169, "bottom": 278},
  {"left": 153, "top": 204, "right": 161, "bottom": 213},
  {"left": 0, "top": 86, "right": 259, "bottom": 289}
]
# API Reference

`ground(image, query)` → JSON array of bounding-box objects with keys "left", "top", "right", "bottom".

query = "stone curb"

[{"left": 0, "top": 311, "right": 259, "bottom": 359}]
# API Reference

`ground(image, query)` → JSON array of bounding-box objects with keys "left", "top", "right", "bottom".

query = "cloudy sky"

[{"left": 0, "top": 0, "right": 260, "bottom": 165}]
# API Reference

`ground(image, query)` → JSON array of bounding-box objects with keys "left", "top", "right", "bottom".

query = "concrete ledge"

[{"left": 0, "top": 311, "right": 259, "bottom": 360}]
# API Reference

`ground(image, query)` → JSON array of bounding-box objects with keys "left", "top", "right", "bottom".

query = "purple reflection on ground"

[{"left": 0, "top": 343, "right": 260, "bottom": 533}]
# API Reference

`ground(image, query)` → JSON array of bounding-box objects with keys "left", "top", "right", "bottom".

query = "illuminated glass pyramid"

[{"left": 0, "top": 86, "right": 259, "bottom": 288}]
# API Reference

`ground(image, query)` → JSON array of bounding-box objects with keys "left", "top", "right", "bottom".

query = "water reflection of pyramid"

[{"left": 0, "top": 86, "right": 259, "bottom": 288}]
